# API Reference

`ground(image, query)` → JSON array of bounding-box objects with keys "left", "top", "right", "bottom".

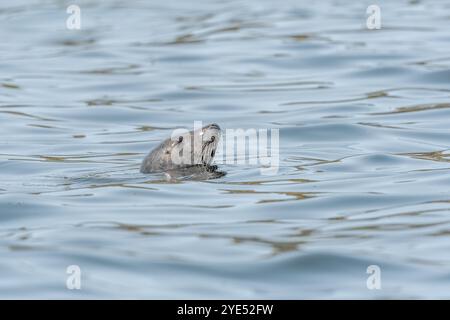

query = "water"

[{"left": 1, "top": 0, "right": 450, "bottom": 299}]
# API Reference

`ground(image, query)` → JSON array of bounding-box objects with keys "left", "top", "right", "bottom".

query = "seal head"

[{"left": 140, "top": 123, "right": 221, "bottom": 174}]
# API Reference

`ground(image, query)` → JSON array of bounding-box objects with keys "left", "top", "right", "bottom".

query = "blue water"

[{"left": 1, "top": 0, "right": 450, "bottom": 298}]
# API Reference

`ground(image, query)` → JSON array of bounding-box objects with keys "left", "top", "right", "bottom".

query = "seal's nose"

[{"left": 205, "top": 123, "right": 221, "bottom": 131}]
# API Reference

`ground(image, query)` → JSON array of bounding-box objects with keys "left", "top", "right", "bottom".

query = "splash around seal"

[{"left": 140, "top": 123, "right": 224, "bottom": 179}]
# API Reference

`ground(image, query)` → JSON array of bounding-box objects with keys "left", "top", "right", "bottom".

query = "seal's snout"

[
  {"left": 198, "top": 123, "right": 221, "bottom": 166},
  {"left": 203, "top": 123, "right": 221, "bottom": 132},
  {"left": 202, "top": 123, "right": 221, "bottom": 143}
]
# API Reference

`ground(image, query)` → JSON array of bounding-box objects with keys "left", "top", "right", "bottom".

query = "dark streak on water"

[{"left": 1, "top": 0, "right": 450, "bottom": 298}]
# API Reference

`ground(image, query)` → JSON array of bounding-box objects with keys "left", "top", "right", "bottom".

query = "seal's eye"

[
  {"left": 211, "top": 150, "right": 215, "bottom": 157},
  {"left": 210, "top": 136, "right": 215, "bottom": 143},
  {"left": 178, "top": 136, "right": 183, "bottom": 143}
]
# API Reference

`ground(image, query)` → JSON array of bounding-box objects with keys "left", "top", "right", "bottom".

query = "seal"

[{"left": 140, "top": 123, "right": 223, "bottom": 179}]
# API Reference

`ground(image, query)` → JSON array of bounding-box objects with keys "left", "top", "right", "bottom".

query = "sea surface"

[{"left": 1, "top": 0, "right": 450, "bottom": 299}]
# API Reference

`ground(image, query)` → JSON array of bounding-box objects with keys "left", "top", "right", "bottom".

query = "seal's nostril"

[
  {"left": 208, "top": 123, "right": 220, "bottom": 131},
  {"left": 211, "top": 150, "right": 215, "bottom": 157}
]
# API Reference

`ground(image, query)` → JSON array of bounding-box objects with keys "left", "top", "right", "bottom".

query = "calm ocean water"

[{"left": 1, "top": 0, "right": 450, "bottom": 299}]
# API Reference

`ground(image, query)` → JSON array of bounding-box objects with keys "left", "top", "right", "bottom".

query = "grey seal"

[{"left": 140, "top": 123, "right": 224, "bottom": 179}]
